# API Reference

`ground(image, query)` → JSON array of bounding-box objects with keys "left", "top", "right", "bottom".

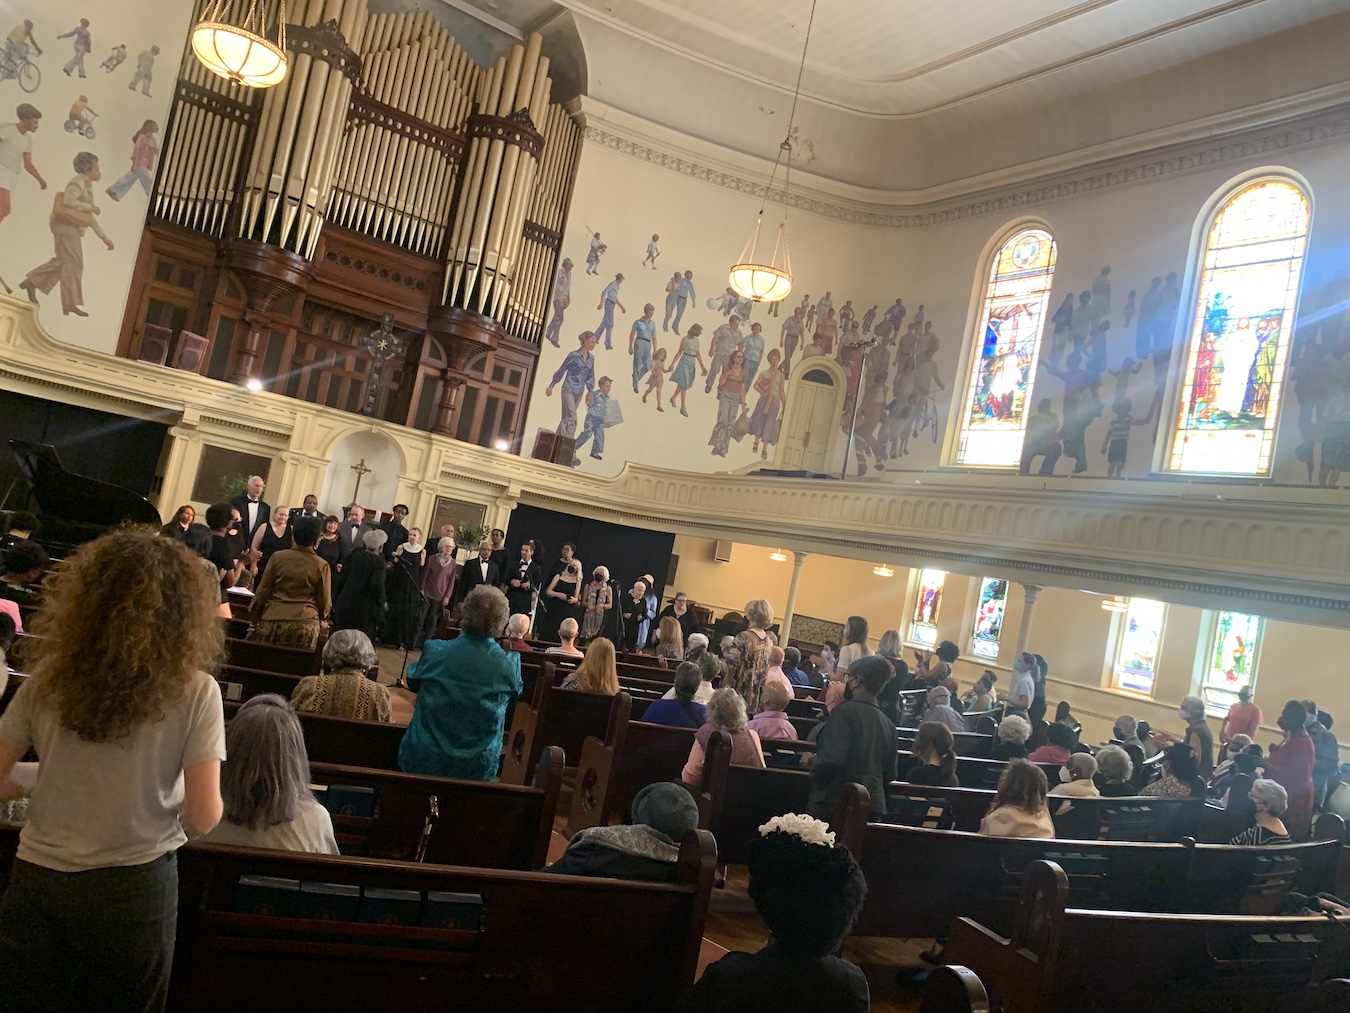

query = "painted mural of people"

[
  {"left": 629, "top": 302, "right": 656, "bottom": 393},
  {"left": 19, "top": 150, "right": 114, "bottom": 317},
  {"left": 59, "top": 19, "right": 91, "bottom": 79},
  {"left": 800, "top": 293, "right": 815, "bottom": 333},
  {"left": 838, "top": 299, "right": 854, "bottom": 334},
  {"left": 884, "top": 297, "right": 906, "bottom": 337},
  {"left": 861, "top": 304, "right": 877, "bottom": 335},
  {"left": 672, "top": 270, "right": 696, "bottom": 332},
  {"left": 105, "top": 119, "right": 159, "bottom": 202},
  {"left": 708, "top": 348, "right": 747, "bottom": 458},
  {"left": 909, "top": 341, "right": 946, "bottom": 416},
  {"left": 662, "top": 271, "right": 681, "bottom": 331},
  {"left": 1040, "top": 351, "right": 1100, "bottom": 475},
  {"left": 5, "top": 21, "right": 42, "bottom": 64},
  {"left": 852, "top": 369, "right": 889, "bottom": 476},
  {"left": 643, "top": 347, "right": 670, "bottom": 412},
  {"left": 640, "top": 233, "right": 660, "bottom": 270},
  {"left": 1047, "top": 293, "right": 1074, "bottom": 365},
  {"left": 668, "top": 322, "right": 708, "bottom": 417},
  {"left": 814, "top": 291, "right": 834, "bottom": 326},
  {"left": 542, "top": 257, "right": 572, "bottom": 347},
  {"left": 1069, "top": 290, "right": 1092, "bottom": 356},
  {"left": 1090, "top": 266, "right": 1111, "bottom": 327},
  {"left": 545, "top": 330, "right": 597, "bottom": 438},
  {"left": 748, "top": 350, "right": 786, "bottom": 461},
  {"left": 0, "top": 103, "right": 46, "bottom": 229},
  {"left": 101, "top": 43, "right": 126, "bottom": 72},
  {"left": 1155, "top": 271, "right": 1183, "bottom": 368},
  {"left": 1101, "top": 397, "right": 1147, "bottom": 479},
  {"left": 1136, "top": 276, "right": 1163, "bottom": 358},
  {"left": 1019, "top": 398, "right": 1063, "bottom": 476},
  {"left": 594, "top": 272, "right": 625, "bottom": 349},
  {"left": 741, "top": 321, "right": 765, "bottom": 388},
  {"left": 127, "top": 45, "right": 160, "bottom": 96},
  {"left": 585, "top": 231, "right": 605, "bottom": 274},
  {"left": 1122, "top": 289, "right": 1137, "bottom": 328},
  {"left": 811, "top": 307, "right": 838, "bottom": 356},
  {"left": 574, "top": 375, "right": 620, "bottom": 463},
  {"left": 780, "top": 304, "right": 805, "bottom": 371},
  {"left": 705, "top": 314, "right": 744, "bottom": 392}
]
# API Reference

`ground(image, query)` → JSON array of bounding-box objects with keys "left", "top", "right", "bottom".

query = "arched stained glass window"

[
  {"left": 1168, "top": 178, "right": 1311, "bottom": 475},
  {"left": 954, "top": 227, "right": 1058, "bottom": 467}
]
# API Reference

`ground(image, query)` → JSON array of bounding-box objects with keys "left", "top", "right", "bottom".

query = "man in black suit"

[
  {"left": 458, "top": 541, "right": 500, "bottom": 600},
  {"left": 289, "top": 494, "right": 322, "bottom": 525},
  {"left": 229, "top": 475, "right": 270, "bottom": 546},
  {"left": 337, "top": 505, "right": 374, "bottom": 569},
  {"left": 504, "top": 540, "right": 542, "bottom": 622}
]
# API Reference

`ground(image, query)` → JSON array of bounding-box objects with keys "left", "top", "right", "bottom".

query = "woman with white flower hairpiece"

[{"left": 675, "top": 813, "right": 869, "bottom": 1012}]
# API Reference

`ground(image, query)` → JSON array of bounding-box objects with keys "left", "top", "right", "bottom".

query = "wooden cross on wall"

[
  {"left": 358, "top": 312, "right": 407, "bottom": 417},
  {"left": 349, "top": 457, "right": 372, "bottom": 508}
]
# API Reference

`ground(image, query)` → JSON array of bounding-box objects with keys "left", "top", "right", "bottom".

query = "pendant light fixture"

[
  {"left": 192, "top": 0, "right": 290, "bottom": 89},
  {"left": 872, "top": 564, "right": 895, "bottom": 578},
  {"left": 1101, "top": 596, "right": 1129, "bottom": 613},
  {"left": 728, "top": 0, "right": 818, "bottom": 304},
  {"left": 769, "top": 549, "right": 788, "bottom": 562}
]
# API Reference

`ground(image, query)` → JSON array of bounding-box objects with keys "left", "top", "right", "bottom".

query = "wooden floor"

[{"left": 379, "top": 646, "right": 931, "bottom": 1011}]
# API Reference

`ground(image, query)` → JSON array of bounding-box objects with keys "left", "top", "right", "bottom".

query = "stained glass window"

[
  {"left": 910, "top": 568, "right": 945, "bottom": 646},
  {"left": 954, "top": 227, "right": 1058, "bottom": 466},
  {"left": 1203, "top": 611, "right": 1263, "bottom": 712},
  {"left": 1168, "top": 179, "right": 1311, "bottom": 475},
  {"left": 970, "top": 577, "right": 1008, "bottom": 659},
  {"left": 1111, "top": 598, "right": 1166, "bottom": 696}
]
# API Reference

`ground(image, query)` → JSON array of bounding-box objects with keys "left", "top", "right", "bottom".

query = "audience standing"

[
  {"left": 1002, "top": 651, "right": 1036, "bottom": 717},
  {"left": 1266, "top": 700, "right": 1315, "bottom": 839},
  {"left": 1220, "top": 685, "right": 1263, "bottom": 743},
  {"left": 1302, "top": 700, "right": 1339, "bottom": 809},
  {"left": 247, "top": 516, "right": 330, "bottom": 651},
  {"left": 332, "top": 528, "right": 388, "bottom": 641},
  {"left": 291, "top": 629, "right": 391, "bottom": 722},
  {"left": 1154, "top": 695, "right": 1214, "bottom": 779},
  {"left": 723, "top": 598, "right": 776, "bottom": 716},
  {"left": 808, "top": 656, "right": 896, "bottom": 821},
  {"left": 0, "top": 528, "right": 226, "bottom": 1012}
]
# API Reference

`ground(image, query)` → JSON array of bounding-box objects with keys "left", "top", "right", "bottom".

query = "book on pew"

[
  {"left": 358, "top": 887, "right": 424, "bottom": 926},
  {"left": 234, "top": 875, "right": 301, "bottom": 916},
  {"left": 420, "top": 891, "right": 483, "bottom": 931},
  {"left": 294, "top": 882, "right": 362, "bottom": 921},
  {"left": 318, "top": 784, "right": 377, "bottom": 818}
]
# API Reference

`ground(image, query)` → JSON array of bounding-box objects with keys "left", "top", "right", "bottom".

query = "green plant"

[
  {"left": 456, "top": 522, "right": 489, "bottom": 551},
  {"left": 219, "top": 474, "right": 251, "bottom": 500}
]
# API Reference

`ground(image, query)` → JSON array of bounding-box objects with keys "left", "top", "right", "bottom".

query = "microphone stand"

[
  {"left": 609, "top": 579, "right": 626, "bottom": 652},
  {"left": 389, "top": 549, "right": 424, "bottom": 691}
]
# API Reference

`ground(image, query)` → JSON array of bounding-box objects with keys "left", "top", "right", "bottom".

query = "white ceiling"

[{"left": 439, "top": 0, "right": 1350, "bottom": 191}]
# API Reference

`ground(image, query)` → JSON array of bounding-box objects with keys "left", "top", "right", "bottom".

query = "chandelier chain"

[{"left": 756, "top": 0, "right": 817, "bottom": 218}]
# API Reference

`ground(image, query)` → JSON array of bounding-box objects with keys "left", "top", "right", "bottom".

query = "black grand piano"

[{"left": 2, "top": 440, "right": 163, "bottom": 549}]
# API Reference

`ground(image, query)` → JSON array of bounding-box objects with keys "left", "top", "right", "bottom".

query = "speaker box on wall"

[
  {"left": 666, "top": 554, "right": 679, "bottom": 587},
  {"left": 714, "top": 540, "right": 732, "bottom": 563}
]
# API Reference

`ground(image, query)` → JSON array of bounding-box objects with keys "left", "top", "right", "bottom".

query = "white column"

[
  {"left": 780, "top": 551, "right": 810, "bottom": 643},
  {"left": 159, "top": 416, "right": 204, "bottom": 513},
  {"left": 1013, "top": 583, "right": 1044, "bottom": 660}
]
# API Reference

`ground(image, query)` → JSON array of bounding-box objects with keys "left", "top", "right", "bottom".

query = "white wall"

[{"left": 0, "top": 1, "right": 194, "bottom": 352}]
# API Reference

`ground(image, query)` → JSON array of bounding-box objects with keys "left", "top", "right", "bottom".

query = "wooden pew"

[
  {"left": 225, "top": 637, "right": 322, "bottom": 677},
  {"left": 897, "top": 728, "right": 994, "bottom": 758},
  {"left": 311, "top": 748, "right": 563, "bottom": 869},
  {"left": 919, "top": 965, "right": 995, "bottom": 1013},
  {"left": 851, "top": 817, "right": 1344, "bottom": 943},
  {"left": 224, "top": 702, "right": 406, "bottom": 771},
  {"left": 500, "top": 674, "right": 632, "bottom": 784},
  {"left": 216, "top": 666, "right": 303, "bottom": 703},
  {"left": 164, "top": 831, "right": 718, "bottom": 1013},
  {"left": 943, "top": 858, "right": 1350, "bottom": 1013}
]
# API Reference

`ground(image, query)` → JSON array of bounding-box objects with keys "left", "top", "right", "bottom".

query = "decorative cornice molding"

[{"left": 583, "top": 106, "right": 1350, "bottom": 228}]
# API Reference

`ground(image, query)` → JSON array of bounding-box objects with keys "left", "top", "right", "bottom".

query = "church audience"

[
  {"left": 0, "top": 528, "right": 225, "bottom": 1012},
  {"left": 158, "top": 503, "right": 195, "bottom": 540},
  {"left": 686, "top": 631, "right": 710, "bottom": 659},
  {"left": 0, "top": 612, "right": 15, "bottom": 696},
  {"left": 547, "top": 782, "right": 700, "bottom": 883},
  {"left": 247, "top": 516, "right": 330, "bottom": 651},
  {"left": 747, "top": 680, "right": 797, "bottom": 742},
  {"left": 0, "top": 539, "right": 47, "bottom": 607},
  {"left": 1266, "top": 700, "right": 1315, "bottom": 839},
  {"left": 1095, "top": 744, "right": 1135, "bottom": 795},
  {"left": 205, "top": 501, "right": 244, "bottom": 594},
  {"left": 249, "top": 504, "right": 293, "bottom": 582},
  {"left": 1230, "top": 778, "right": 1291, "bottom": 845},
  {"left": 876, "top": 628, "right": 904, "bottom": 680},
  {"left": 904, "top": 721, "right": 958, "bottom": 787},
  {"left": 762, "top": 645, "right": 793, "bottom": 698},
  {"left": 654, "top": 614, "right": 685, "bottom": 662},
  {"left": 923, "top": 685, "right": 965, "bottom": 734},
  {"left": 0, "top": 596, "right": 22, "bottom": 638},
  {"left": 992, "top": 713, "right": 1032, "bottom": 760},
  {"left": 291, "top": 629, "right": 392, "bottom": 722},
  {"left": 662, "top": 649, "right": 719, "bottom": 705},
  {"left": 781, "top": 645, "right": 811, "bottom": 687},
  {"left": 1209, "top": 750, "right": 1259, "bottom": 806},
  {"left": 833, "top": 615, "right": 874, "bottom": 679},
  {"left": 676, "top": 814, "right": 869, "bottom": 1013},
  {"left": 911, "top": 639, "right": 958, "bottom": 690},
  {"left": 1141, "top": 742, "right": 1203, "bottom": 798},
  {"left": 1051, "top": 752, "right": 1099, "bottom": 799},
  {"left": 1154, "top": 694, "right": 1215, "bottom": 778},
  {"left": 1001, "top": 651, "right": 1036, "bottom": 716},
  {"left": 962, "top": 671, "right": 996, "bottom": 712},
  {"left": 1026, "top": 720, "right": 1075, "bottom": 764},
  {"left": 642, "top": 662, "right": 709, "bottom": 729},
  {"left": 331, "top": 528, "right": 388, "bottom": 641},
  {"left": 808, "top": 656, "right": 896, "bottom": 821},
  {"left": 683, "top": 687, "right": 765, "bottom": 786},
  {"left": 201, "top": 694, "right": 339, "bottom": 855},
  {"left": 560, "top": 636, "right": 620, "bottom": 695},
  {"left": 399, "top": 586, "right": 521, "bottom": 781},
  {"left": 723, "top": 598, "right": 776, "bottom": 716},
  {"left": 501, "top": 613, "right": 533, "bottom": 652},
  {"left": 1211, "top": 734, "right": 1252, "bottom": 781},
  {"left": 980, "top": 760, "right": 1055, "bottom": 838},
  {"left": 544, "top": 616, "right": 584, "bottom": 657},
  {"left": 1113, "top": 713, "right": 1154, "bottom": 758},
  {"left": 1302, "top": 699, "right": 1339, "bottom": 809},
  {"left": 0, "top": 511, "right": 37, "bottom": 556},
  {"left": 1220, "top": 684, "right": 1263, "bottom": 743},
  {"left": 657, "top": 590, "right": 701, "bottom": 647}
]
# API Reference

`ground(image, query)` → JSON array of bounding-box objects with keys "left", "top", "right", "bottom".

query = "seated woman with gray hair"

[
  {"left": 201, "top": 694, "right": 339, "bottom": 854},
  {"left": 991, "top": 713, "right": 1032, "bottom": 760},
  {"left": 682, "top": 687, "right": 766, "bottom": 786},
  {"left": 399, "top": 586, "right": 522, "bottom": 781},
  {"left": 1095, "top": 744, "right": 1136, "bottom": 796},
  {"left": 545, "top": 782, "right": 700, "bottom": 882},
  {"left": 290, "top": 628, "right": 392, "bottom": 722},
  {"left": 331, "top": 527, "right": 388, "bottom": 641},
  {"left": 1230, "top": 778, "right": 1291, "bottom": 845},
  {"left": 923, "top": 685, "right": 966, "bottom": 735}
]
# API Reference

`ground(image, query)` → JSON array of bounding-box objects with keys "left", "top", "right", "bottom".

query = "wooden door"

[{"left": 781, "top": 369, "right": 837, "bottom": 471}]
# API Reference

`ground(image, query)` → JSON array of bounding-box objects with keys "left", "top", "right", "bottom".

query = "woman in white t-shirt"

[
  {"left": 202, "top": 694, "right": 338, "bottom": 855},
  {"left": 0, "top": 528, "right": 227, "bottom": 1013},
  {"left": 825, "top": 616, "right": 874, "bottom": 710}
]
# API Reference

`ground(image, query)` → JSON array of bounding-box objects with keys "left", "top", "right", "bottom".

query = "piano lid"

[{"left": 7, "top": 441, "right": 162, "bottom": 541}]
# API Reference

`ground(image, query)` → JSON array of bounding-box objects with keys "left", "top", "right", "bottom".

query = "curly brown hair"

[{"left": 29, "top": 526, "right": 225, "bottom": 742}]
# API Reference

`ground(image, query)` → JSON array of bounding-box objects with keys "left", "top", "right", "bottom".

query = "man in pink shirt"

[
  {"left": 1221, "top": 685, "right": 1263, "bottom": 743},
  {"left": 747, "top": 681, "right": 797, "bottom": 741}
]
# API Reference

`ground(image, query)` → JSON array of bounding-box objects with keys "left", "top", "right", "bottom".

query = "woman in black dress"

[
  {"left": 315, "top": 515, "right": 342, "bottom": 572},
  {"left": 332, "top": 529, "right": 388, "bottom": 642},
  {"left": 620, "top": 582, "right": 648, "bottom": 652},
  {"left": 386, "top": 527, "right": 426, "bottom": 649},
  {"left": 249, "top": 504, "right": 292, "bottom": 583},
  {"left": 542, "top": 561, "right": 584, "bottom": 643}
]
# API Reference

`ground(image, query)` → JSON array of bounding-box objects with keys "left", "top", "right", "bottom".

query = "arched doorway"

[{"left": 777, "top": 360, "right": 845, "bottom": 473}]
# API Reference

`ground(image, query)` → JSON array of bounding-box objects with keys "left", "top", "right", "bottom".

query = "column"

[
  {"left": 1013, "top": 583, "right": 1044, "bottom": 660},
  {"left": 159, "top": 416, "right": 205, "bottom": 512},
  {"left": 779, "top": 551, "right": 810, "bottom": 644}
]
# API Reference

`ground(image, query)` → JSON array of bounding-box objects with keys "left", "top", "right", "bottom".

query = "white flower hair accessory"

[{"left": 758, "top": 813, "right": 835, "bottom": 848}]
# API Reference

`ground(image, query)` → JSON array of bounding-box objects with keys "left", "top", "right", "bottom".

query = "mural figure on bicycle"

[{"left": 1, "top": 20, "right": 43, "bottom": 93}]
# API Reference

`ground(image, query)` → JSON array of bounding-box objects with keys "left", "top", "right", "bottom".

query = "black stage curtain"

[{"left": 505, "top": 504, "right": 675, "bottom": 643}]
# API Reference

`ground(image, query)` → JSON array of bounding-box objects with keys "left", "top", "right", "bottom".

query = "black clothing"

[
  {"left": 386, "top": 545, "right": 425, "bottom": 648},
  {"left": 229, "top": 494, "right": 271, "bottom": 545},
  {"left": 337, "top": 521, "right": 374, "bottom": 564},
  {"left": 544, "top": 839, "right": 677, "bottom": 883},
  {"left": 157, "top": 523, "right": 189, "bottom": 541},
  {"left": 807, "top": 698, "right": 897, "bottom": 820},
  {"left": 488, "top": 547, "right": 510, "bottom": 579},
  {"left": 504, "top": 558, "right": 543, "bottom": 617},
  {"left": 542, "top": 577, "right": 583, "bottom": 642},
  {"left": 459, "top": 557, "right": 501, "bottom": 600},
  {"left": 620, "top": 593, "right": 648, "bottom": 651},
  {"left": 657, "top": 604, "right": 701, "bottom": 645},
  {"left": 253, "top": 524, "right": 291, "bottom": 582},
  {"left": 675, "top": 942, "right": 869, "bottom": 1013},
  {"left": 1100, "top": 781, "right": 1136, "bottom": 797},
  {"left": 991, "top": 741, "right": 1028, "bottom": 761},
  {"left": 332, "top": 549, "right": 387, "bottom": 641},
  {"left": 904, "top": 763, "right": 959, "bottom": 788},
  {"left": 381, "top": 521, "right": 409, "bottom": 562},
  {"left": 315, "top": 536, "right": 342, "bottom": 572}
]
